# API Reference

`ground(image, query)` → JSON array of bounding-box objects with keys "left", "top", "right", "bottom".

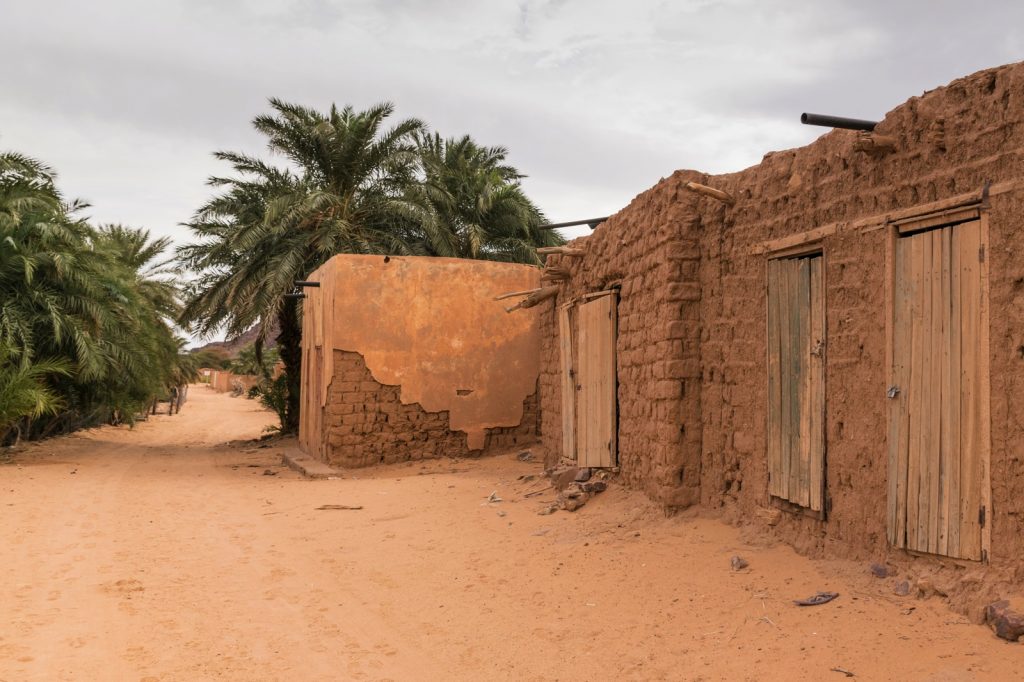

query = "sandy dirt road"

[{"left": 1, "top": 386, "right": 1019, "bottom": 681}]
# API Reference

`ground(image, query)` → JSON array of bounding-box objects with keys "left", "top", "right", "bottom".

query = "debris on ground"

[
  {"left": 869, "top": 563, "right": 889, "bottom": 578},
  {"left": 523, "top": 486, "right": 551, "bottom": 498},
  {"left": 315, "top": 504, "right": 363, "bottom": 511},
  {"left": 496, "top": 510, "right": 507, "bottom": 518},
  {"left": 516, "top": 450, "right": 533, "bottom": 462},
  {"left": 830, "top": 667, "right": 855, "bottom": 677},
  {"left": 794, "top": 591, "right": 839, "bottom": 606},
  {"left": 893, "top": 580, "right": 910, "bottom": 596},
  {"left": 535, "top": 471, "right": 613, "bottom": 515},
  {"left": 985, "top": 600, "right": 1024, "bottom": 642},
  {"left": 550, "top": 467, "right": 580, "bottom": 491},
  {"left": 731, "top": 556, "right": 749, "bottom": 571},
  {"left": 486, "top": 491, "right": 502, "bottom": 503},
  {"left": 262, "top": 469, "right": 278, "bottom": 476}
]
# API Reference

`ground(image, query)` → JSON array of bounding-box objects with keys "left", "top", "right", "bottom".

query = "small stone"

[
  {"left": 579, "top": 480, "right": 607, "bottom": 494},
  {"left": 893, "top": 580, "right": 910, "bottom": 596},
  {"left": 574, "top": 468, "right": 592, "bottom": 483},
  {"left": 558, "top": 490, "right": 591, "bottom": 512},
  {"left": 986, "top": 600, "right": 1024, "bottom": 642},
  {"left": 537, "top": 505, "right": 557, "bottom": 516},
  {"left": 730, "top": 556, "right": 749, "bottom": 571},
  {"left": 870, "top": 563, "right": 889, "bottom": 578},
  {"left": 262, "top": 469, "right": 278, "bottom": 476},
  {"left": 551, "top": 467, "right": 580, "bottom": 491},
  {"left": 496, "top": 510, "right": 507, "bottom": 518},
  {"left": 517, "top": 450, "right": 533, "bottom": 462}
]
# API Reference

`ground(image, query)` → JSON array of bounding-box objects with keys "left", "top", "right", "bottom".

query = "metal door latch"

[{"left": 887, "top": 385, "right": 900, "bottom": 399}]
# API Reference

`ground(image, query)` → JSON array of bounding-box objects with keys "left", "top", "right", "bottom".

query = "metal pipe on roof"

[
  {"left": 294, "top": 280, "right": 321, "bottom": 287},
  {"left": 801, "top": 112, "right": 878, "bottom": 131},
  {"left": 538, "top": 216, "right": 610, "bottom": 231}
]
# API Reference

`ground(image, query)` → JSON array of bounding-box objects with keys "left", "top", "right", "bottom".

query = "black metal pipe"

[
  {"left": 294, "top": 280, "right": 320, "bottom": 287},
  {"left": 801, "top": 112, "right": 878, "bottom": 131},
  {"left": 539, "top": 216, "right": 610, "bottom": 231}
]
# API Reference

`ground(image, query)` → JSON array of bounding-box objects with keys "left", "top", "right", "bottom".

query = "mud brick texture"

[
  {"left": 537, "top": 62, "right": 1024, "bottom": 615},
  {"left": 321, "top": 351, "right": 537, "bottom": 468}
]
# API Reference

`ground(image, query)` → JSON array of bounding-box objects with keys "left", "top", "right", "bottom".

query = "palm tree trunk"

[{"left": 277, "top": 298, "right": 302, "bottom": 434}]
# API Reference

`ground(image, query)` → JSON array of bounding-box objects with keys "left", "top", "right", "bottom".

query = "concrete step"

[{"left": 281, "top": 448, "right": 341, "bottom": 479}]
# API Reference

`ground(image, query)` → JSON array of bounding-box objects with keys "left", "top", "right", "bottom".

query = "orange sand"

[{"left": 1, "top": 386, "right": 1017, "bottom": 681}]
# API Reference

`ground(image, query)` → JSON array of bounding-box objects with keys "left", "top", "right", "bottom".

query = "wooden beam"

[
  {"left": 504, "top": 285, "right": 560, "bottom": 312},
  {"left": 853, "top": 132, "right": 898, "bottom": 157},
  {"left": 537, "top": 246, "right": 585, "bottom": 257},
  {"left": 753, "top": 224, "right": 837, "bottom": 256},
  {"left": 540, "top": 265, "right": 571, "bottom": 282},
  {"left": 493, "top": 288, "right": 540, "bottom": 301},
  {"left": 750, "top": 180, "right": 1023, "bottom": 254},
  {"left": 685, "top": 181, "right": 736, "bottom": 206}
]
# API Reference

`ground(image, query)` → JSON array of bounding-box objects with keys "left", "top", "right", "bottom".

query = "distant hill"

[{"left": 191, "top": 324, "right": 278, "bottom": 359}]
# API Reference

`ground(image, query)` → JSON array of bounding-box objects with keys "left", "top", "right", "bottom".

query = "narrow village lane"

[{"left": 1, "top": 387, "right": 1016, "bottom": 681}]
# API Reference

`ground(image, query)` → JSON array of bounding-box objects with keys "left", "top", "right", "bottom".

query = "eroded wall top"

[{"left": 306, "top": 255, "right": 541, "bottom": 449}]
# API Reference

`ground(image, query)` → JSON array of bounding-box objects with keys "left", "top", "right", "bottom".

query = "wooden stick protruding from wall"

[
  {"left": 494, "top": 288, "right": 541, "bottom": 301},
  {"left": 536, "top": 246, "right": 585, "bottom": 257},
  {"left": 540, "top": 265, "right": 571, "bottom": 283},
  {"left": 504, "top": 286, "right": 560, "bottom": 313},
  {"left": 684, "top": 181, "right": 736, "bottom": 206},
  {"left": 853, "top": 132, "right": 898, "bottom": 157}
]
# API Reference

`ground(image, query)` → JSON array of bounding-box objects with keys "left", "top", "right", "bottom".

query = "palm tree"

[
  {"left": 410, "top": 133, "right": 563, "bottom": 263},
  {"left": 1, "top": 150, "right": 197, "bottom": 437},
  {"left": 179, "top": 100, "right": 426, "bottom": 433},
  {"left": 0, "top": 345, "right": 69, "bottom": 445}
]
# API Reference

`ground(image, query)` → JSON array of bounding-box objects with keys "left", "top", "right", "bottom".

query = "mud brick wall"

[
  {"left": 539, "top": 62, "right": 1024, "bottom": 602},
  {"left": 539, "top": 175, "right": 705, "bottom": 508},
  {"left": 207, "top": 371, "right": 259, "bottom": 394},
  {"left": 693, "top": 64, "right": 1024, "bottom": 573},
  {"left": 321, "top": 351, "right": 538, "bottom": 468}
]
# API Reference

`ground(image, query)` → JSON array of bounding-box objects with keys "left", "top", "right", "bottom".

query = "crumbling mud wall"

[
  {"left": 538, "top": 178, "right": 705, "bottom": 507},
  {"left": 318, "top": 351, "right": 538, "bottom": 467},
  {"left": 539, "top": 61, "right": 1024, "bottom": 607},
  {"left": 300, "top": 255, "right": 541, "bottom": 465}
]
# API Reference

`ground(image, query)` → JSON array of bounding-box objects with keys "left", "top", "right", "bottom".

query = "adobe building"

[
  {"left": 536, "top": 62, "right": 1024, "bottom": 611},
  {"left": 298, "top": 255, "right": 541, "bottom": 467}
]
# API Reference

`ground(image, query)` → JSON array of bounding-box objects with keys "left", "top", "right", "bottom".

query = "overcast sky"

[{"left": 2, "top": 0, "right": 1022, "bottom": 247}]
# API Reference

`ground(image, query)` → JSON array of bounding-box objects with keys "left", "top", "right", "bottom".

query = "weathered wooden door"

[
  {"left": 558, "top": 303, "right": 576, "bottom": 465},
  {"left": 767, "top": 254, "right": 825, "bottom": 512},
  {"left": 887, "top": 219, "right": 990, "bottom": 560},
  {"left": 559, "top": 293, "right": 618, "bottom": 467}
]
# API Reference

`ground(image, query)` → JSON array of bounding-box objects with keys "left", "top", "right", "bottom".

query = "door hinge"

[
  {"left": 979, "top": 505, "right": 986, "bottom": 527},
  {"left": 979, "top": 244, "right": 986, "bottom": 263}
]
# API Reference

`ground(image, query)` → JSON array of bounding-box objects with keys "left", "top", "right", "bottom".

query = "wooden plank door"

[
  {"left": 767, "top": 254, "right": 825, "bottom": 512},
  {"left": 558, "top": 304, "right": 576, "bottom": 463},
  {"left": 887, "top": 220, "right": 989, "bottom": 560},
  {"left": 575, "top": 293, "right": 618, "bottom": 468}
]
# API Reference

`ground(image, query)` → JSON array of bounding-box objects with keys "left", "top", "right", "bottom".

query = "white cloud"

[{"left": 2, "top": 0, "right": 1022, "bottom": 250}]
